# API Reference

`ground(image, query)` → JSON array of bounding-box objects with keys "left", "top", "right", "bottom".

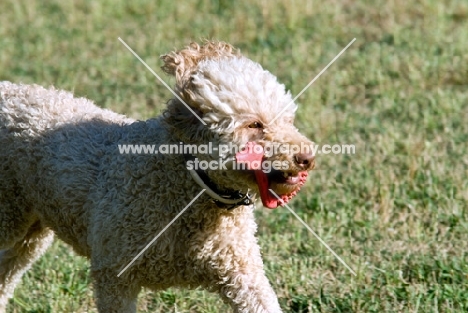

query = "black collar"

[{"left": 183, "top": 154, "right": 253, "bottom": 210}]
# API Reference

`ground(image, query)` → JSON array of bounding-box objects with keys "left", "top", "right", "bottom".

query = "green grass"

[{"left": 1, "top": 0, "right": 467, "bottom": 312}]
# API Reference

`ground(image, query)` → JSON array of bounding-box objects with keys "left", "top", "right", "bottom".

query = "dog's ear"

[{"left": 161, "top": 41, "right": 240, "bottom": 83}]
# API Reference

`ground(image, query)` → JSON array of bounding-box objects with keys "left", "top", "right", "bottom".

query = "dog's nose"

[{"left": 294, "top": 152, "right": 315, "bottom": 169}]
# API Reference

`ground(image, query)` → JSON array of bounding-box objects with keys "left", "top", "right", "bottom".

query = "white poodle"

[{"left": 0, "top": 41, "right": 315, "bottom": 312}]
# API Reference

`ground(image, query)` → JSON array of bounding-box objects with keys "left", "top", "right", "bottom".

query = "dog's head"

[{"left": 161, "top": 41, "right": 315, "bottom": 208}]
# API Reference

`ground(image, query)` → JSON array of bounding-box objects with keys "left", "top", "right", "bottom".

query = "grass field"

[{"left": 1, "top": 0, "right": 467, "bottom": 312}]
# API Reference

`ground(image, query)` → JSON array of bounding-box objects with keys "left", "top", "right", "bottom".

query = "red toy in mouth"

[{"left": 235, "top": 142, "right": 309, "bottom": 209}]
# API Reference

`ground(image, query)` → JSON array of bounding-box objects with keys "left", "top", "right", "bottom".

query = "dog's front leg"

[
  {"left": 191, "top": 207, "right": 283, "bottom": 312},
  {"left": 198, "top": 235, "right": 283, "bottom": 313},
  {"left": 91, "top": 268, "right": 141, "bottom": 313},
  {"left": 217, "top": 268, "right": 283, "bottom": 313}
]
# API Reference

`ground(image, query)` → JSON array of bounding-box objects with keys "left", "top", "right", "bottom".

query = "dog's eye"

[{"left": 248, "top": 122, "right": 263, "bottom": 129}]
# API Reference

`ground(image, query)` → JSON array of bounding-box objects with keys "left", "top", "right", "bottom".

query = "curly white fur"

[{"left": 0, "top": 41, "right": 314, "bottom": 312}]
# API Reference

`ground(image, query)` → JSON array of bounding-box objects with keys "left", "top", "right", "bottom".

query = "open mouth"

[
  {"left": 236, "top": 142, "right": 309, "bottom": 209},
  {"left": 254, "top": 169, "right": 308, "bottom": 208},
  {"left": 267, "top": 170, "right": 308, "bottom": 194}
]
